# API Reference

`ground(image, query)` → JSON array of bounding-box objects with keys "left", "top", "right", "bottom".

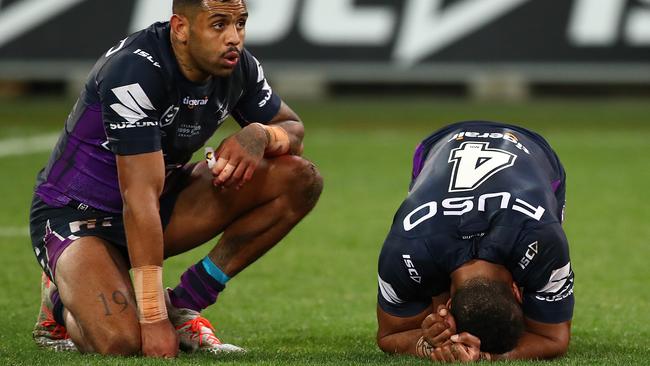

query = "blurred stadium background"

[{"left": 0, "top": 0, "right": 649, "bottom": 365}]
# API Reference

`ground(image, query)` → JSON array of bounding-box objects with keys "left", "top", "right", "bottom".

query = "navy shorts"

[{"left": 29, "top": 164, "right": 194, "bottom": 282}]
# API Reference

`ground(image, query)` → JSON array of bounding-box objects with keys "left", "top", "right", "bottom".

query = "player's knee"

[
  {"left": 281, "top": 156, "right": 323, "bottom": 214},
  {"left": 93, "top": 324, "right": 141, "bottom": 356},
  {"left": 376, "top": 335, "right": 394, "bottom": 354}
]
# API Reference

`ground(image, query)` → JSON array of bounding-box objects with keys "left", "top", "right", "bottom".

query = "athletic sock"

[
  {"left": 168, "top": 256, "right": 230, "bottom": 312},
  {"left": 50, "top": 290, "right": 66, "bottom": 327}
]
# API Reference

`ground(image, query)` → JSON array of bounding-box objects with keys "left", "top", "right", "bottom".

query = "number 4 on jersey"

[{"left": 448, "top": 142, "right": 517, "bottom": 192}]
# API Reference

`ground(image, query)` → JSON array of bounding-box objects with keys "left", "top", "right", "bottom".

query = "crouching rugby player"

[
  {"left": 30, "top": 0, "right": 322, "bottom": 357},
  {"left": 377, "top": 121, "right": 573, "bottom": 362}
]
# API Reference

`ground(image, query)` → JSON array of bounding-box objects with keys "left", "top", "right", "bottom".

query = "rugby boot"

[
  {"left": 32, "top": 273, "right": 77, "bottom": 352},
  {"left": 165, "top": 289, "right": 245, "bottom": 354}
]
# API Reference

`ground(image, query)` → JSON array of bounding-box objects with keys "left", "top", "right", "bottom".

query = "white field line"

[
  {"left": 0, "top": 133, "right": 59, "bottom": 158},
  {"left": 0, "top": 133, "right": 58, "bottom": 238},
  {"left": 0, "top": 226, "right": 29, "bottom": 237}
]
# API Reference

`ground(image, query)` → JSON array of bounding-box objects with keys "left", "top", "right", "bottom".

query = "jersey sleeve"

[
  {"left": 517, "top": 224, "right": 575, "bottom": 323},
  {"left": 97, "top": 51, "right": 166, "bottom": 156},
  {"left": 377, "top": 233, "right": 445, "bottom": 317},
  {"left": 231, "top": 49, "right": 282, "bottom": 126}
]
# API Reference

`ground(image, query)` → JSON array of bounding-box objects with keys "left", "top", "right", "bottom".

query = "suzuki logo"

[{"left": 110, "top": 83, "right": 156, "bottom": 123}]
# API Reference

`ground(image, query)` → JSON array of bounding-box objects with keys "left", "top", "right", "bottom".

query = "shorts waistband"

[{"left": 66, "top": 199, "right": 99, "bottom": 213}]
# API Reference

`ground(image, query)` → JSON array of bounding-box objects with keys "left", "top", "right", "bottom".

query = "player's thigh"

[
  {"left": 163, "top": 156, "right": 321, "bottom": 255},
  {"left": 55, "top": 236, "right": 140, "bottom": 354}
]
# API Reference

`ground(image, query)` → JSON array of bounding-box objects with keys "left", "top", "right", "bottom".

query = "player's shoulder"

[
  {"left": 378, "top": 230, "right": 450, "bottom": 316},
  {"left": 96, "top": 22, "right": 172, "bottom": 83},
  {"left": 511, "top": 221, "right": 571, "bottom": 285},
  {"left": 515, "top": 222, "right": 574, "bottom": 322},
  {"left": 520, "top": 222, "right": 569, "bottom": 256},
  {"left": 380, "top": 220, "right": 450, "bottom": 277},
  {"left": 238, "top": 48, "right": 261, "bottom": 68},
  {"left": 233, "top": 48, "right": 265, "bottom": 81}
]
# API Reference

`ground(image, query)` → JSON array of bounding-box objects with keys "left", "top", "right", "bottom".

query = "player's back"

[
  {"left": 398, "top": 121, "right": 565, "bottom": 241},
  {"left": 378, "top": 122, "right": 573, "bottom": 320}
]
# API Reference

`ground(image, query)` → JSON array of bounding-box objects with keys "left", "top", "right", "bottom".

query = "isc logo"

[
  {"left": 402, "top": 255, "right": 421, "bottom": 283},
  {"left": 518, "top": 241, "right": 539, "bottom": 270}
]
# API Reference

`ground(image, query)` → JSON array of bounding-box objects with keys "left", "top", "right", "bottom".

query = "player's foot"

[
  {"left": 165, "top": 289, "right": 245, "bottom": 354},
  {"left": 32, "top": 273, "right": 77, "bottom": 352}
]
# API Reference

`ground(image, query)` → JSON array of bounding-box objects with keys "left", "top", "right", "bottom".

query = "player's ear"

[{"left": 170, "top": 14, "right": 190, "bottom": 44}]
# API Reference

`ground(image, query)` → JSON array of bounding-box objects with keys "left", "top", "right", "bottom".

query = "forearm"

[
  {"left": 123, "top": 195, "right": 169, "bottom": 325},
  {"left": 116, "top": 152, "right": 167, "bottom": 326},
  {"left": 122, "top": 193, "right": 164, "bottom": 268},
  {"left": 267, "top": 120, "right": 304, "bottom": 155},
  {"left": 491, "top": 330, "right": 568, "bottom": 361},
  {"left": 378, "top": 329, "right": 427, "bottom": 357}
]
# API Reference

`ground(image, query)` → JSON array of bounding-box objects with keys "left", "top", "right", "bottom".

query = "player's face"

[{"left": 188, "top": 0, "right": 248, "bottom": 77}]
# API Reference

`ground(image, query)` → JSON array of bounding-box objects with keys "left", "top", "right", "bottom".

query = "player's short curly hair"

[
  {"left": 173, "top": 0, "right": 246, "bottom": 13},
  {"left": 173, "top": 0, "right": 201, "bottom": 12},
  {"left": 450, "top": 277, "right": 524, "bottom": 355}
]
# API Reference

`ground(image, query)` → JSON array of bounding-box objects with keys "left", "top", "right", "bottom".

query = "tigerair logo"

[
  {"left": 183, "top": 96, "right": 209, "bottom": 109},
  {"left": 447, "top": 131, "right": 530, "bottom": 154}
]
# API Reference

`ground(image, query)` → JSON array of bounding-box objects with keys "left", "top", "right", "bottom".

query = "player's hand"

[
  {"left": 211, "top": 124, "right": 267, "bottom": 188},
  {"left": 448, "top": 332, "right": 482, "bottom": 362},
  {"left": 421, "top": 304, "right": 457, "bottom": 348},
  {"left": 140, "top": 319, "right": 179, "bottom": 358},
  {"left": 428, "top": 333, "right": 480, "bottom": 363}
]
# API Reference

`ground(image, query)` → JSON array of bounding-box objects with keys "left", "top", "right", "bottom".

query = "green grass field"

[{"left": 0, "top": 97, "right": 648, "bottom": 365}]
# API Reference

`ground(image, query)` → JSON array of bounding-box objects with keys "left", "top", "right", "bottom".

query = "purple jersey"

[{"left": 35, "top": 22, "right": 281, "bottom": 213}]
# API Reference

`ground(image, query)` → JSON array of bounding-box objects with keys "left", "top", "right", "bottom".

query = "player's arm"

[
  {"left": 117, "top": 151, "right": 165, "bottom": 268},
  {"left": 377, "top": 304, "right": 431, "bottom": 356},
  {"left": 212, "top": 50, "right": 303, "bottom": 187},
  {"left": 487, "top": 225, "right": 574, "bottom": 360},
  {"left": 413, "top": 312, "right": 569, "bottom": 362},
  {"left": 377, "top": 293, "right": 455, "bottom": 359},
  {"left": 98, "top": 50, "right": 178, "bottom": 357},
  {"left": 116, "top": 152, "right": 179, "bottom": 358},
  {"left": 489, "top": 319, "right": 571, "bottom": 361},
  {"left": 210, "top": 104, "right": 300, "bottom": 187},
  {"left": 262, "top": 100, "right": 304, "bottom": 156}
]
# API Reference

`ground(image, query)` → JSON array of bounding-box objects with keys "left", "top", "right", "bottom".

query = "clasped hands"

[{"left": 420, "top": 304, "right": 486, "bottom": 362}]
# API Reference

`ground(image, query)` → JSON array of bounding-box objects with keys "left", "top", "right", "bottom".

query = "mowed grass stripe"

[
  {"left": 0, "top": 226, "right": 29, "bottom": 237},
  {"left": 0, "top": 133, "right": 59, "bottom": 158}
]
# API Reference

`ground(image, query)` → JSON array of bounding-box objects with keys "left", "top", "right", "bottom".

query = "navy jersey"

[
  {"left": 378, "top": 121, "right": 574, "bottom": 324},
  {"left": 35, "top": 22, "right": 281, "bottom": 213}
]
